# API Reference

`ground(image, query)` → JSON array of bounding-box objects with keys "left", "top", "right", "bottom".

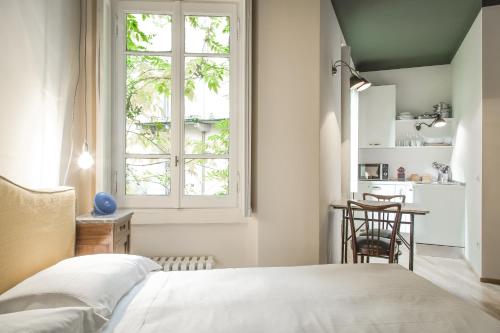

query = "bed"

[{"left": 0, "top": 176, "right": 499, "bottom": 333}]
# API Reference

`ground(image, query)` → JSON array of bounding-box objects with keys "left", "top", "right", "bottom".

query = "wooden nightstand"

[{"left": 75, "top": 210, "right": 133, "bottom": 256}]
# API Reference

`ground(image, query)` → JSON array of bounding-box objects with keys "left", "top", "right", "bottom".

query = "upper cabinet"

[{"left": 358, "top": 85, "right": 396, "bottom": 148}]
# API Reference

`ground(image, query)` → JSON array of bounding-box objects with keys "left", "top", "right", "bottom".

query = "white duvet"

[{"left": 106, "top": 264, "right": 500, "bottom": 333}]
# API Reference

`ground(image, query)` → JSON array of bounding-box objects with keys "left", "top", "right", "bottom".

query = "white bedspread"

[{"left": 107, "top": 264, "right": 500, "bottom": 333}]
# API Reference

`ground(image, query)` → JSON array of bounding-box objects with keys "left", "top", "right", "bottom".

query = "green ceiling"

[{"left": 331, "top": 0, "right": 482, "bottom": 71}]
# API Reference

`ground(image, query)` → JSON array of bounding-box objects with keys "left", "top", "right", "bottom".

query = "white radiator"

[{"left": 150, "top": 256, "right": 215, "bottom": 271}]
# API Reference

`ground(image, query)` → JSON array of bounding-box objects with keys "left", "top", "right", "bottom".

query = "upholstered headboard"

[{"left": 0, "top": 176, "right": 76, "bottom": 294}]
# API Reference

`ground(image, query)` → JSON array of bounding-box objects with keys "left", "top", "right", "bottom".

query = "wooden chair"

[
  {"left": 347, "top": 200, "right": 402, "bottom": 264},
  {"left": 361, "top": 193, "right": 405, "bottom": 242},
  {"left": 363, "top": 193, "right": 406, "bottom": 203}
]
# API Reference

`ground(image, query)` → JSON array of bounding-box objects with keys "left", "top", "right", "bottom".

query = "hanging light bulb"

[{"left": 78, "top": 142, "right": 94, "bottom": 169}]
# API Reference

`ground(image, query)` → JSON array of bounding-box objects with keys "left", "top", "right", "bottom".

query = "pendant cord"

[
  {"left": 63, "top": 0, "right": 83, "bottom": 185},
  {"left": 83, "top": 0, "right": 88, "bottom": 145}
]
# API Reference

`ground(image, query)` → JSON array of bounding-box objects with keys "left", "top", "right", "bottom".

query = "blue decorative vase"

[{"left": 93, "top": 192, "right": 117, "bottom": 215}]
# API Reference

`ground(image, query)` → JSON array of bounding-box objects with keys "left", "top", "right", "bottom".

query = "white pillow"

[
  {"left": 0, "top": 254, "right": 161, "bottom": 318},
  {"left": 0, "top": 307, "right": 107, "bottom": 333}
]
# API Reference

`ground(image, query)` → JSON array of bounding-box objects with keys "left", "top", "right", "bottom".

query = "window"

[{"left": 113, "top": 1, "right": 245, "bottom": 209}]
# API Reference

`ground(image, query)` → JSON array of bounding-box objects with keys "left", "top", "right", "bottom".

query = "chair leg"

[
  {"left": 367, "top": 256, "right": 370, "bottom": 263},
  {"left": 361, "top": 255, "right": 364, "bottom": 263},
  {"left": 393, "top": 250, "right": 400, "bottom": 264}
]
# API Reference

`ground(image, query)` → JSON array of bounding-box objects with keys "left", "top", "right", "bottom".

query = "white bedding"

[
  {"left": 105, "top": 264, "right": 500, "bottom": 333},
  {"left": 0, "top": 254, "right": 160, "bottom": 318},
  {"left": 0, "top": 307, "right": 107, "bottom": 333}
]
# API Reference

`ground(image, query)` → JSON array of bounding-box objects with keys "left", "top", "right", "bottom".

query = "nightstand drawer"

[
  {"left": 77, "top": 224, "right": 113, "bottom": 238},
  {"left": 77, "top": 244, "right": 112, "bottom": 256}
]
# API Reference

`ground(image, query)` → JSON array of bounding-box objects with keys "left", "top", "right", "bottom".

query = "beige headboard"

[{"left": 0, "top": 176, "right": 76, "bottom": 294}]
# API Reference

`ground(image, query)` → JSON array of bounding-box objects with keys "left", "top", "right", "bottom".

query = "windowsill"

[{"left": 129, "top": 207, "right": 252, "bottom": 225}]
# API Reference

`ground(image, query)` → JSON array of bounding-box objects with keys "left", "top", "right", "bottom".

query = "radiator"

[{"left": 150, "top": 256, "right": 215, "bottom": 271}]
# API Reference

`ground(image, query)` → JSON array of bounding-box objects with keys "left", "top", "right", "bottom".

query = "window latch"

[{"left": 175, "top": 155, "right": 179, "bottom": 167}]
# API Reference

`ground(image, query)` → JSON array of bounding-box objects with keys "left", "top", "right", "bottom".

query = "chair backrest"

[
  {"left": 347, "top": 200, "right": 402, "bottom": 263},
  {"left": 363, "top": 193, "right": 406, "bottom": 203},
  {"left": 363, "top": 193, "right": 405, "bottom": 230}
]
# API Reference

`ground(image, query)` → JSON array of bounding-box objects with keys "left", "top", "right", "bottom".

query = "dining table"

[{"left": 330, "top": 199, "right": 430, "bottom": 271}]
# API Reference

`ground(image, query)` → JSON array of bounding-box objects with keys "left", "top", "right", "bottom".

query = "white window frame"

[
  {"left": 112, "top": 0, "right": 245, "bottom": 211},
  {"left": 180, "top": 2, "right": 238, "bottom": 208}
]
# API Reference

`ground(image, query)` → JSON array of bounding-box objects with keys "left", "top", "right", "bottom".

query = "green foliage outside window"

[{"left": 125, "top": 14, "right": 230, "bottom": 196}]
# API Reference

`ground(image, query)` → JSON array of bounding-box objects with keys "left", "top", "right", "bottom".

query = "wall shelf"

[
  {"left": 394, "top": 118, "right": 456, "bottom": 148},
  {"left": 360, "top": 145, "right": 454, "bottom": 149},
  {"left": 394, "top": 145, "right": 454, "bottom": 149},
  {"left": 395, "top": 118, "right": 455, "bottom": 123}
]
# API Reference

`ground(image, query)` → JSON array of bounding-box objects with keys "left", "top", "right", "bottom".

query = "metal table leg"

[
  {"left": 344, "top": 209, "right": 349, "bottom": 263},
  {"left": 409, "top": 213, "right": 414, "bottom": 271},
  {"left": 341, "top": 209, "right": 346, "bottom": 264},
  {"left": 341, "top": 209, "right": 345, "bottom": 264}
]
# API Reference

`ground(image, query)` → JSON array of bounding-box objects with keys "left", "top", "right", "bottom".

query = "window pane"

[
  {"left": 126, "top": 14, "right": 172, "bottom": 52},
  {"left": 185, "top": 16, "right": 230, "bottom": 54},
  {"left": 126, "top": 55, "right": 171, "bottom": 154},
  {"left": 184, "top": 57, "right": 229, "bottom": 154},
  {"left": 184, "top": 159, "right": 229, "bottom": 196},
  {"left": 126, "top": 158, "right": 170, "bottom": 195}
]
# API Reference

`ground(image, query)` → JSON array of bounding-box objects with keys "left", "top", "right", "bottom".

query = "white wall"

[
  {"left": 253, "top": 0, "right": 321, "bottom": 266},
  {"left": 319, "top": 0, "right": 344, "bottom": 263},
  {"left": 481, "top": 4, "right": 500, "bottom": 280},
  {"left": 0, "top": 0, "right": 80, "bottom": 188},
  {"left": 362, "top": 65, "right": 451, "bottom": 116},
  {"left": 450, "top": 12, "right": 482, "bottom": 275},
  {"left": 132, "top": 222, "right": 257, "bottom": 267}
]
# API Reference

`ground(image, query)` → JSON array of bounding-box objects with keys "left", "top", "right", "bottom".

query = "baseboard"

[
  {"left": 480, "top": 277, "right": 500, "bottom": 285},
  {"left": 415, "top": 243, "right": 464, "bottom": 259}
]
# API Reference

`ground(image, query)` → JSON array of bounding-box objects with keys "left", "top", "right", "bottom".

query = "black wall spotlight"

[
  {"left": 415, "top": 114, "right": 447, "bottom": 131},
  {"left": 331, "top": 60, "right": 371, "bottom": 92}
]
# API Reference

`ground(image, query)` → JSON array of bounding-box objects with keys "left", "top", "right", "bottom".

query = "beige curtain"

[
  {"left": 63, "top": 0, "right": 98, "bottom": 214},
  {"left": 0, "top": 0, "right": 80, "bottom": 189}
]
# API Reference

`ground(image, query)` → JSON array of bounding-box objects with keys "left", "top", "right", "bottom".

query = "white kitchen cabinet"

[
  {"left": 359, "top": 85, "right": 396, "bottom": 148},
  {"left": 356, "top": 181, "right": 412, "bottom": 201},
  {"left": 369, "top": 183, "right": 396, "bottom": 196},
  {"left": 356, "top": 182, "right": 395, "bottom": 199},
  {"left": 413, "top": 184, "right": 465, "bottom": 248},
  {"left": 356, "top": 181, "right": 372, "bottom": 199},
  {"left": 395, "top": 183, "right": 414, "bottom": 203}
]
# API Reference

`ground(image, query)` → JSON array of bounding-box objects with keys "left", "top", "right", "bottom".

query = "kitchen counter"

[
  {"left": 359, "top": 180, "right": 412, "bottom": 184},
  {"left": 359, "top": 179, "right": 465, "bottom": 186},
  {"left": 413, "top": 181, "right": 465, "bottom": 186}
]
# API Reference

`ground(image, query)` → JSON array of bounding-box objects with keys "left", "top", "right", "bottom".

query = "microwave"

[{"left": 359, "top": 163, "right": 389, "bottom": 180}]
